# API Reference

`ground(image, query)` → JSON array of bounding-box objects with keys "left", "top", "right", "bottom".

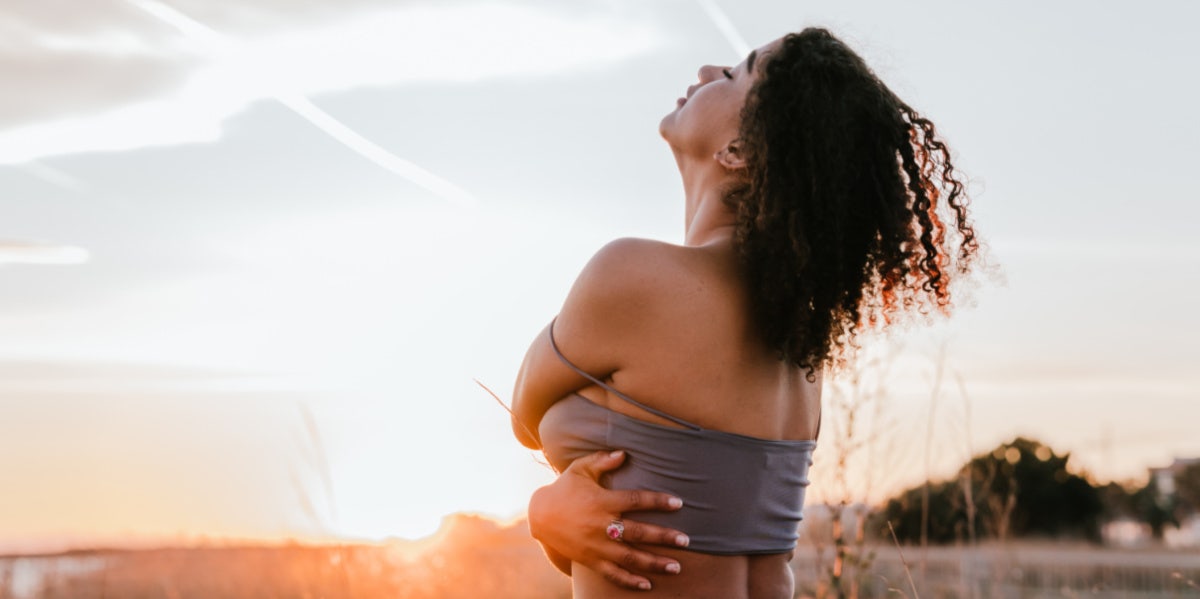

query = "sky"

[{"left": 1, "top": 0, "right": 1198, "bottom": 552}]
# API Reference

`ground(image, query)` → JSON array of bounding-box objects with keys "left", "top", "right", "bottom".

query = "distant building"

[
  {"left": 1150, "top": 456, "right": 1200, "bottom": 548},
  {"left": 1150, "top": 457, "right": 1200, "bottom": 496}
]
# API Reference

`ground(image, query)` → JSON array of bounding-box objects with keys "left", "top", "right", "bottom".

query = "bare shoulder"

[
  {"left": 588, "top": 236, "right": 686, "bottom": 270},
  {"left": 559, "top": 238, "right": 696, "bottom": 339},
  {"left": 573, "top": 237, "right": 699, "bottom": 300}
]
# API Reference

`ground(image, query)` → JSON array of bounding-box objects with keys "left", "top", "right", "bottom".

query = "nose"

[
  {"left": 697, "top": 64, "right": 724, "bottom": 83},
  {"left": 687, "top": 64, "right": 727, "bottom": 98}
]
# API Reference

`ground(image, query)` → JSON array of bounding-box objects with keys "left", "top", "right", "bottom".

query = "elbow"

[
  {"left": 510, "top": 379, "right": 543, "bottom": 449},
  {"left": 512, "top": 415, "right": 542, "bottom": 450}
]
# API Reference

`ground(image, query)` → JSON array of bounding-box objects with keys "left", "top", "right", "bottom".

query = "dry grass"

[
  {"left": 4, "top": 539, "right": 1197, "bottom": 599},
  {"left": 0, "top": 515, "right": 568, "bottom": 599},
  {"left": 790, "top": 542, "right": 1200, "bottom": 599}
]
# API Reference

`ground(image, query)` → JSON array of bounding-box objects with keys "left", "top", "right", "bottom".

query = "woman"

[{"left": 511, "top": 28, "right": 980, "bottom": 598}]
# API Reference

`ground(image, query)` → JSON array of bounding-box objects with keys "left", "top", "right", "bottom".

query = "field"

[
  {"left": 3, "top": 516, "right": 1197, "bottom": 599},
  {"left": 792, "top": 543, "right": 1199, "bottom": 599}
]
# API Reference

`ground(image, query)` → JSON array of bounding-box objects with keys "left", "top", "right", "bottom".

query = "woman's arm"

[
  {"left": 511, "top": 239, "right": 688, "bottom": 589},
  {"left": 510, "top": 322, "right": 580, "bottom": 449},
  {"left": 510, "top": 238, "right": 663, "bottom": 448},
  {"left": 542, "top": 545, "right": 572, "bottom": 576},
  {"left": 529, "top": 450, "right": 691, "bottom": 589}
]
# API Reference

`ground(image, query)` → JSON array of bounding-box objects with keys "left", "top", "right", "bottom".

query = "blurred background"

[{"left": 2, "top": 0, "right": 1198, "bottom": 596}]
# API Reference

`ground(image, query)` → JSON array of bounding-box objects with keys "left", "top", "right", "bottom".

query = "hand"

[{"left": 528, "top": 450, "right": 691, "bottom": 591}]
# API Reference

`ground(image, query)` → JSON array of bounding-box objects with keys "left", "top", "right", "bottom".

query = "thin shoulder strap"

[{"left": 548, "top": 318, "right": 702, "bottom": 431}]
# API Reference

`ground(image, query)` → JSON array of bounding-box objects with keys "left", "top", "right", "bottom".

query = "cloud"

[
  {"left": 0, "top": 358, "right": 252, "bottom": 384},
  {"left": 695, "top": 0, "right": 750, "bottom": 57},
  {"left": 0, "top": 240, "right": 89, "bottom": 265},
  {"left": 0, "top": 0, "right": 195, "bottom": 127},
  {"left": 0, "top": 52, "right": 192, "bottom": 130},
  {"left": 16, "top": 161, "right": 88, "bottom": 192},
  {"left": 0, "top": 1, "right": 664, "bottom": 163},
  {"left": 992, "top": 237, "right": 1200, "bottom": 263},
  {"left": 0, "top": 358, "right": 284, "bottom": 395}
]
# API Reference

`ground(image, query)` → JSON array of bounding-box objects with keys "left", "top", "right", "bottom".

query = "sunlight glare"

[
  {"left": 0, "top": 241, "right": 90, "bottom": 265},
  {"left": 0, "top": 2, "right": 663, "bottom": 164}
]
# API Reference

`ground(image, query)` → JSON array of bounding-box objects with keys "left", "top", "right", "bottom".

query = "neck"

[{"left": 676, "top": 153, "right": 738, "bottom": 247}]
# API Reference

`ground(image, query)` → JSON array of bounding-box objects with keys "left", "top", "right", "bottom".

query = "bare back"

[
  {"left": 568, "top": 239, "right": 822, "bottom": 599},
  {"left": 574, "top": 240, "right": 822, "bottom": 441}
]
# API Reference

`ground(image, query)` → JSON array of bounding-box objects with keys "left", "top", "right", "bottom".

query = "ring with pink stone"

[{"left": 605, "top": 520, "right": 625, "bottom": 542}]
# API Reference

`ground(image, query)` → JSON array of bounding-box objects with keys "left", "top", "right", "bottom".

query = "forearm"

[
  {"left": 528, "top": 488, "right": 572, "bottom": 575},
  {"left": 541, "top": 543, "right": 573, "bottom": 576},
  {"left": 525, "top": 450, "right": 687, "bottom": 590}
]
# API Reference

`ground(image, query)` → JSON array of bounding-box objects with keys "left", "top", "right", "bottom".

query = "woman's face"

[{"left": 659, "top": 37, "right": 782, "bottom": 159}]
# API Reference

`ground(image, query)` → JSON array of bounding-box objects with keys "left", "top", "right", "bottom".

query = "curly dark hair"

[{"left": 730, "top": 28, "right": 981, "bottom": 379}]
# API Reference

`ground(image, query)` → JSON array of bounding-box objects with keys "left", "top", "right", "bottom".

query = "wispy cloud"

[
  {"left": 992, "top": 237, "right": 1200, "bottom": 263},
  {"left": 277, "top": 94, "right": 478, "bottom": 208},
  {"left": 16, "top": 161, "right": 89, "bottom": 192},
  {"left": 0, "top": 240, "right": 90, "bottom": 265},
  {"left": 125, "top": 0, "right": 480, "bottom": 207},
  {"left": 695, "top": 0, "right": 751, "bottom": 58},
  {"left": 0, "top": 1, "right": 664, "bottom": 165}
]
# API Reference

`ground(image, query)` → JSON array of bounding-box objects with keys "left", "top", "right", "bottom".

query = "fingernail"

[
  {"left": 666, "top": 562, "right": 680, "bottom": 574},
  {"left": 667, "top": 497, "right": 683, "bottom": 509},
  {"left": 675, "top": 534, "right": 689, "bottom": 547},
  {"left": 610, "top": 450, "right": 623, "bottom": 459},
  {"left": 638, "top": 581, "right": 652, "bottom": 590}
]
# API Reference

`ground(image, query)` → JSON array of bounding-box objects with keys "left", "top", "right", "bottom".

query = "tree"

[
  {"left": 879, "top": 438, "right": 1104, "bottom": 543},
  {"left": 1095, "top": 480, "right": 1139, "bottom": 521},
  {"left": 1131, "top": 481, "right": 1178, "bottom": 541},
  {"left": 880, "top": 480, "right": 963, "bottom": 544},
  {"left": 1173, "top": 461, "right": 1200, "bottom": 518}
]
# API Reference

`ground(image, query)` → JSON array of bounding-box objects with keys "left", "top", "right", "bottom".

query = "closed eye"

[{"left": 722, "top": 68, "right": 733, "bottom": 79}]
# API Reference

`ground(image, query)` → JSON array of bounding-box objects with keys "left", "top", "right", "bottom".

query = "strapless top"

[{"left": 538, "top": 319, "right": 817, "bottom": 555}]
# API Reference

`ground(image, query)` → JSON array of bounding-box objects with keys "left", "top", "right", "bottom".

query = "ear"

[{"left": 713, "top": 140, "right": 747, "bottom": 170}]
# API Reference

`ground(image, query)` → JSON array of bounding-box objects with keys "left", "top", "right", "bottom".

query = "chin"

[{"left": 658, "top": 112, "right": 677, "bottom": 142}]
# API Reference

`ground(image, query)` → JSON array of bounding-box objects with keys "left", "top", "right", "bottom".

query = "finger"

[
  {"left": 592, "top": 560, "right": 653, "bottom": 591},
  {"left": 605, "top": 488, "right": 684, "bottom": 514},
  {"left": 564, "top": 450, "right": 627, "bottom": 481},
  {"left": 620, "top": 519, "right": 691, "bottom": 549},
  {"left": 601, "top": 541, "right": 682, "bottom": 575}
]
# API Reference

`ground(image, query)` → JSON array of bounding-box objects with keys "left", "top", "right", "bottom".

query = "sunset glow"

[{"left": 2, "top": 0, "right": 1198, "bottom": 556}]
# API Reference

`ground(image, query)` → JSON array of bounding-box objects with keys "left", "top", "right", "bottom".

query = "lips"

[{"left": 677, "top": 84, "right": 698, "bottom": 108}]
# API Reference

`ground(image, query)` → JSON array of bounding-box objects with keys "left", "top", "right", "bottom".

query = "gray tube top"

[{"left": 538, "top": 319, "right": 818, "bottom": 555}]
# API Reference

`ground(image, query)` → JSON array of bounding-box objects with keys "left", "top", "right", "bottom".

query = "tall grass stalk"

[
  {"left": 919, "top": 341, "right": 947, "bottom": 589},
  {"left": 811, "top": 342, "right": 902, "bottom": 598},
  {"left": 886, "top": 521, "right": 920, "bottom": 599},
  {"left": 954, "top": 372, "right": 981, "bottom": 599}
]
